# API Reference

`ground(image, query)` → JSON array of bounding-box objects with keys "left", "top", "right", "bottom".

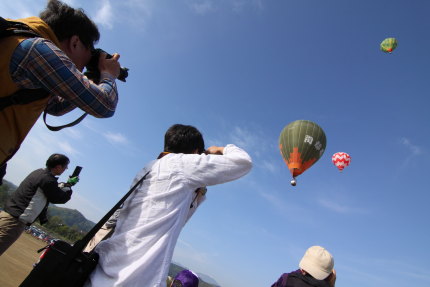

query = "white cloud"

[
  {"left": 103, "top": 131, "right": 129, "bottom": 145},
  {"left": 94, "top": 0, "right": 114, "bottom": 29},
  {"left": 258, "top": 159, "right": 277, "bottom": 173},
  {"left": 398, "top": 137, "right": 425, "bottom": 169},
  {"left": 58, "top": 141, "right": 81, "bottom": 156},
  {"left": 64, "top": 127, "right": 84, "bottom": 140},
  {"left": 1, "top": 0, "right": 153, "bottom": 32},
  {"left": 188, "top": 0, "right": 216, "bottom": 15},
  {"left": 399, "top": 137, "right": 422, "bottom": 156},
  {"left": 115, "top": 0, "right": 153, "bottom": 28},
  {"left": 0, "top": 1, "right": 45, "bottom": 19},
  {"left": 229, "top": 126, "right": 259, "bottom": 152},
  {"left": 318, "top": 198, "right": 369, "bottom": 214},
  {"left": 227, "top": 125, "right": 280, "bottom": 174}
]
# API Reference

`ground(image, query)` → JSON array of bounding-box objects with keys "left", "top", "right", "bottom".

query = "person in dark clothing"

[
  {"left": 0, "top": 153, "right": 78, "bottom": 255},
  {"left": 271, "top": 246, "right": 336, "bottom": 287}
]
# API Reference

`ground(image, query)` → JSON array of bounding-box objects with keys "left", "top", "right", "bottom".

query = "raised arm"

[
  {"left": 40, "top": 177, "right": 72, "bottom": 204},
  {"left": 10, "top": 38, "right": 119, "bottom": 118},
  {"left": 183, "top": 144, "right": 253, "bottom": 187}
]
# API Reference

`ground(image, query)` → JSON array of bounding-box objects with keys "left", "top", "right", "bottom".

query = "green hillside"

[{"left": 47, "top": 205, "right": 95, "bottom": 232}]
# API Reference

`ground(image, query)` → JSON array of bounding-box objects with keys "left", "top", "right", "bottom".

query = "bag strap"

[{"left": 72, "top": 170, "right": 151, "bottom": 251}]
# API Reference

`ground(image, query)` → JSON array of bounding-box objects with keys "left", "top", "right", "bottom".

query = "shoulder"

[
  {"left": 37, "top": 169, "right": 57, "bottom": 184},
  {"left": 25, "top": 168, "right": 46, "bottom": 179},
  {"left": 272, "top": 273, "right": 290, "bottom": 287},
  {"left": 273, "top": 270, "right": 302, "bottom": 286},
  {"left": 15, "top": 37, "right": 65, "bottom": 65}
]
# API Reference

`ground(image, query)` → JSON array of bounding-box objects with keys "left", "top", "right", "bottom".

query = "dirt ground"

[{"left": 0, "top": 233, "right": 47, "bottom": 287}]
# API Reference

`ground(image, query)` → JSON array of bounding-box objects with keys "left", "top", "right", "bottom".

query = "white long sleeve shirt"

[{"left": 86, "top": 144, "right": 252, "bottom": 287}]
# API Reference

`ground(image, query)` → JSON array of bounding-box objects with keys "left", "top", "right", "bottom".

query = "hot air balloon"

[
  {"left": 279, "top": 120, "right": 327, "bottom": 186},
  {"left": 380, "top": 37, "right": 398, "bottom": 53},
  {"left": 332, "top": 152, "right": 351, "bottom": 172}
]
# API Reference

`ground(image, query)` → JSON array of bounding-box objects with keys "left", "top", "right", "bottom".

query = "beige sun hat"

[{"left": 299, "top": 246, "right": 334, "bottom": 280}]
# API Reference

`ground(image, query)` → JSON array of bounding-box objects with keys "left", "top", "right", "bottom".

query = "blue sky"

[{"left": 2, "top": 0, "right": 430, "bottom": 286}]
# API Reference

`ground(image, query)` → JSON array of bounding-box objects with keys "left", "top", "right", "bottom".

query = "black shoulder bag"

[{"left": 19, "top": 171, "right": 150, "bottom": 287}]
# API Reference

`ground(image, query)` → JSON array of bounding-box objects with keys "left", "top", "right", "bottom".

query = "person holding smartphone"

[{"left": 0, "top": 153, "right": 78, "bottom": 255}]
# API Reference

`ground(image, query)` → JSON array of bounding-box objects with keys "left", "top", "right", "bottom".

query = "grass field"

[{"left": 0, "top": 233, "right": 47, "bottom": 287}]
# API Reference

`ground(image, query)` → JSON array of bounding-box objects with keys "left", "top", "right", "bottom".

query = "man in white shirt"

[{"left": 86, "top": 124, "right": 252, "bottom": 287}]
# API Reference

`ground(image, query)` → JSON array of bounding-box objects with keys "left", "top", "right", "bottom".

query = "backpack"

[{"left": 0, "top": 16, "right": 87, "bottom": 131}]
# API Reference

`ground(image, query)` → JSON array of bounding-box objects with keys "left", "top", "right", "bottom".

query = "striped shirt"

[{"left": 9, "top": 37, "right": 118, "bottom": 118}]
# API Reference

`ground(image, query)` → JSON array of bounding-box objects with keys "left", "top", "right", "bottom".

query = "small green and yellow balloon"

[
  {"left": 380, "top": 37, "right": 398, "bottom": 53},
  {"left": 279, "top": 120, "right": 327, "bottom": 186}
]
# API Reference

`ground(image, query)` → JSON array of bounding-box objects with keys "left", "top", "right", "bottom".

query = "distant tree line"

[{"left": 41, "top": 215, "right": 85, "bottom": 242}]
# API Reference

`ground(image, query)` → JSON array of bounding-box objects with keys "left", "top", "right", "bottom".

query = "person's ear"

[
  {"left": 69, "top": 35, "right": 80, "bottom": 50},
  {"left": 59, "top": 35, "right": 79, "bottom": 54}
]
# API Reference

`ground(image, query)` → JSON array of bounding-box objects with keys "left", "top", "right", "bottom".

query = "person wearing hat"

[
  {"left": 271, "top": 246, "right": 336, "bottom": 287},
  {"left": 170, "top": 269, "right": 199, "bottom": 287}
]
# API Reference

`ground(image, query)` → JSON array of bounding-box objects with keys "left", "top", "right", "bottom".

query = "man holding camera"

[
  {"left": 86, "top": 124, "right": 253, "bottom": 287},
  {"left": 0, "top": 0, "right": 122, "bottom": 184},
  {"left": 0, "top": 153, "right": 78, "bottom": 256}
]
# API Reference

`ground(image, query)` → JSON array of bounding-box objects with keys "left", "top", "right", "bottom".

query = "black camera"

[{"left": 85, "top": 48, "right": 129, "bottom": 83}]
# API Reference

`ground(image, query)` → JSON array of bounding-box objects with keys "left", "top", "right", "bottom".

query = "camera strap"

[{"left": 42, "top": 110, "right": 88, "bottom": 132}]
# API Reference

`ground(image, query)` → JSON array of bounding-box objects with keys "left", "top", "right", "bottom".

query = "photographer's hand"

[
  {"left": 99, "top": 52, "right": 121, "bottom": 79},
  {"left": 205, "top": 146, "right": 224, "bottom": 155},
  {"left": 67, "top": 176, "right": 79, "bottom": 186}
]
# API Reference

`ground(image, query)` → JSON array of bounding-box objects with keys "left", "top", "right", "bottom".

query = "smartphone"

[{"left": 71, "top": 166, "right": 83, "bottom": 177}]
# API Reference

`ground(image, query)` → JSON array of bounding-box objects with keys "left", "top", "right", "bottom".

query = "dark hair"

[
  {"left": 164, "top": 124, "right": 205, "bottom": 154},
  {"left": 46, "top": 153, "right": 70, "bottom": 169},
  {"left": 39, "top": 0, "right": 100, "bottom": 48}
]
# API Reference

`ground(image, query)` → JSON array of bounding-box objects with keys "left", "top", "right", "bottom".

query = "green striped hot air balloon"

[
  {"left": 279, "top": 120, "right": 327, "bottom": 186},
  {"left": 380, "top": 37, "right": 398, "bottom": 53}
]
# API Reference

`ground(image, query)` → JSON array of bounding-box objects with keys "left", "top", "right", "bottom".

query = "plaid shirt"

[{"left": 9, "top": 37, "right": 118, "bottom": 118}]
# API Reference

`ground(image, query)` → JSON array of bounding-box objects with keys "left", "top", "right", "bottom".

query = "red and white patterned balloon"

[{"left": 332, "top": 152, "right": 351, "bottom": 171}]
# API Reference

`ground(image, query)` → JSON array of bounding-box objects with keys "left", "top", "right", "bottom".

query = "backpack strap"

[
  {"left": 0, "top": 89, "right": 49, "bottom": 111},
  {"left": 0, "top": 16, "right": 41, "bottom": 38}
]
